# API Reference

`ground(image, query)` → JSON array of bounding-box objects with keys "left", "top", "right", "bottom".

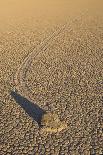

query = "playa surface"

[{"left": 0, "top": 0, "right": 103, "bottom": 154}]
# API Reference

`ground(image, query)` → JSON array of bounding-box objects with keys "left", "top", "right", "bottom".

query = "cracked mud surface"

[{"left": 0, "top": 0, "right": 103, "bottom": 155}]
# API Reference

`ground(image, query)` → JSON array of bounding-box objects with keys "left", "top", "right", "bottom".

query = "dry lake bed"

[{"left": 0, "top": 0, "right": 103, "bottom": 154}]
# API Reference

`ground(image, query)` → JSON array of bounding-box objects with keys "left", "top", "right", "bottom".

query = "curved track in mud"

[
  {"left": 13, "top": 22, "right": 69, "bottom": 102},
  {"left": 13, "top": 13, "right": 83, "bottom": 102},
  {"left": 13, "top": 13, "right": 102, "bottom": 105}
]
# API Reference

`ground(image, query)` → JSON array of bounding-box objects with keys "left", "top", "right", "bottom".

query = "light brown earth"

[{"left": 0, "top": 0, "right": 103, "bottom": 154}]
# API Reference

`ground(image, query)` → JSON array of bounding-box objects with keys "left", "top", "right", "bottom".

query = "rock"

[{"left": 40, "top": 112, "right": 67, "bottom": 133}]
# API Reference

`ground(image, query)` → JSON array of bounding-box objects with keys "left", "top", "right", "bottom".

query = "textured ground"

[{"left": 0, "top": 0, "right": 103, "bottom": 155}]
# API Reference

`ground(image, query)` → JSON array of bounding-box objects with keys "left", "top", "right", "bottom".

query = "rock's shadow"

[{"left": 10, "top": 91, "right": 45, "bottom": 127}]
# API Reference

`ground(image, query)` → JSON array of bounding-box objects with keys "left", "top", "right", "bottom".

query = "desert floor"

[{"left": 0, "top": 0, "right": 103, "bottom": 155}]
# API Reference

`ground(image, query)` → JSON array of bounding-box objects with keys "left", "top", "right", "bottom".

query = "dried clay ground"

[{"left": 0, "top": 0, "right": 103, "bottom": 155}]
